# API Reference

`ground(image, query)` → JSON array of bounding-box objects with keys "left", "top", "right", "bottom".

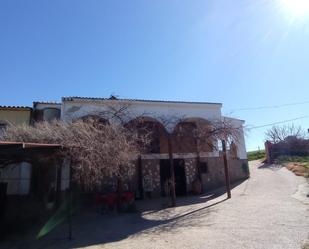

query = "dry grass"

[
  {"left": 0, "top": 120, "right": 149, "bottom": 189},
  {"left": 286, "top": 163, "right": 308, "bottom": 176},
  {"left": 278, "top": 156, "right": 309, "bottom": 177}
]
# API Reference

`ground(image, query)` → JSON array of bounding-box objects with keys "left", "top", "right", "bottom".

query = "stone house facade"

[
  {"left": 0, "top": 97, "right": 248, "bottom": 198},
  {"left": 60, "top": 97, "right": 249, "bottom": 197}
]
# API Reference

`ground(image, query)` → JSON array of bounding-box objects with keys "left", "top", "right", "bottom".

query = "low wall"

[
  {"left": 201, "top": 157, "right": 249, "bottom": 192},
  {"left": 138, "top": 156, "right": 249, "bottom": 198}
]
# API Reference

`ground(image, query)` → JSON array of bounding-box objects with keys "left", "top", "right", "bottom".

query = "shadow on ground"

[
  {"left": 258, "top": 162, "right": 283, "bottom": 171},
  {"left": 2, "top": 180, "right": 246, "bottom": 249}
]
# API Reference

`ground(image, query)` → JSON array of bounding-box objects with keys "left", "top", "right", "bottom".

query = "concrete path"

[{"left": 3, "top": 161, "right": 309, "bottom": 249}]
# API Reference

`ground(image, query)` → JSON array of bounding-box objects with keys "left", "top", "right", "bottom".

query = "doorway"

[
  {"left": 174, "top": 159, "right": 187, "bottom": 196},
  {"left": 160, "top": 159, "right": 187, "bottom": 196}
]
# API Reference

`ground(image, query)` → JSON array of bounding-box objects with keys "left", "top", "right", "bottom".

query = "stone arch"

[
  {"left": 124, "top": 116, "right": 168, "bottom": 154},
  {"left": 192, "top": 118, "right": 215, "bottom": 153},
  {"left": 172, "top": 120, "right": 197, "bottom": 153},
  {"left": 172, "top": 117, "right": 214, "bottom": 153}
]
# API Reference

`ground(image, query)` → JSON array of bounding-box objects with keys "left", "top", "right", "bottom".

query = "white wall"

[
  {"left": 223, "top": 117, "right": 247, "bottom": 160},
  {"left": 61, "top": 98, "right": 222, "bottom": 132},
  {"left": 59, "top": 98, "right": 247, "bottom": 159},
  {"left": 60, "top": 98, "right": 247, "bottom": 158},
  {"left": 34, "top": 103, "right": 61, "bottom": 110}
]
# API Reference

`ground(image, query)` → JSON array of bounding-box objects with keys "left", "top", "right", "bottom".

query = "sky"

[{"left": 0, "top": 0, "right": 309, "bottom": 151}]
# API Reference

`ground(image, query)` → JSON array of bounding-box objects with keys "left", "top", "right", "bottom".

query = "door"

[
  {"left": 160, "top": 159, "right": 187, "bottom": 196},
  {"left": 174, "top": 159, "right": 187, "bottom": 196}
]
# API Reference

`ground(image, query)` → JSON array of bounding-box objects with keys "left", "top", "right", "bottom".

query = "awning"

[
  {"left": 0, "top": 141, "right": 62, "bottom": 149},
  {"left": 0, "top": 141, "right": 63, "bottom": 165}
]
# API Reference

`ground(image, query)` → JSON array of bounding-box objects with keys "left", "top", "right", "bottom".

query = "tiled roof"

[
  {"left": 0, "top": 106, "right": 32, "bottom": 110},
  {"left": 62, "top": 96, "right": 222, "bottom": 106},
  {"left": 33, "top": 101, "right": 61, "bottom": 105}
]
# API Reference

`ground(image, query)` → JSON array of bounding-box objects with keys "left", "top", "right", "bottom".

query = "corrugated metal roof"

[{"left": 62, "top": 96, "right": 222, "bottom": 106}]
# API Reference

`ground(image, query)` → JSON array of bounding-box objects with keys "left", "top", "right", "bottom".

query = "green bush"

[
  {"left": 247, "top": 150, "right": 265, "bottom": 161},
  {"left": 277, "top": 155, "right": 309, "bottom": 168}
]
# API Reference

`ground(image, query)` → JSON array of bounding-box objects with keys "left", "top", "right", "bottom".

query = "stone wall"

[
  {"left": 138, "top": 156, "right": 249, "bottom": 197},
  {"left": 200, "top": 157, "right": 225, "bottom": 192},
  {"left": 61, "top": 156, "right": 249, "bottom": 198},
  {"left": 141, "top": 159, "right": 161, "bottom": 197},
  {"left": 200, "top": 157, "right": 249, "bottom": 192},
  {"left": 184, "top": 158, "right": 198, "bottom": 193},
  {"left": 228, "top": 159, "right": 249, "bottom": 182}
]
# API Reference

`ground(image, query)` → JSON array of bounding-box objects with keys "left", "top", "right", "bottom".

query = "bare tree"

[
  {"left": 194, "top": 118, "right": 242, "bottom": 148},
  {"left": 265, "top": 124, "right": 305, "bottom": 143},
  {"left": 155, "top": 115, "right": 244, "bottom": 204},
  {"left": 0, "top": 119, "right": 149, "bottom": 190}
]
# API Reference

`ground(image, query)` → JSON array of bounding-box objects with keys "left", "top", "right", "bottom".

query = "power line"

[
  {"left": 246, "top": 115, "right": 309, "bottom": 130},
  {"left": 226, "top": 100, "right": 309, "bottom": 114}
]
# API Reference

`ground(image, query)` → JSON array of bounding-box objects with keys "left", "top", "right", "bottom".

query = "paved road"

[
  {"left": 3, "top": 161, "right": 309, "bottom": 249},
  {"left": 96, "top": 160, "right": 309, "bottom": 249}
]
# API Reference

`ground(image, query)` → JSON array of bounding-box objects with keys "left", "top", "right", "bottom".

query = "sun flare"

[{"left": 281, "top": 0, "right": 309, "bottom": 17}]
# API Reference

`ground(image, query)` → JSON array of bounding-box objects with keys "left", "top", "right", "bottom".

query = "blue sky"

[{"left": 1, "top": 0, "right": 309, "bottom": 151}]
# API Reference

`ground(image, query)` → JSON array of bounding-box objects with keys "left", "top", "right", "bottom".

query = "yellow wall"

[{"left": 0, "top": 109, "right": 31, "bottom": 125}]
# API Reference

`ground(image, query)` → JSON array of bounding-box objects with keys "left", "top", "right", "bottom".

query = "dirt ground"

[{"left": 1, "top": 160, "right": 309, "bottom": 249}]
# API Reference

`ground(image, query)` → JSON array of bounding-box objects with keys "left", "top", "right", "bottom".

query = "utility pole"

[
  {"left": 167, "top": 134, "right": 176, "bottom": 207},
  {"left": 221, "top": 140, "right": 231, "bottom": 199},
  {"left": 194, "top": 129, "right": 203, "bottom": 192},
  {"left": 67, "top": 159, "right": 73, "bottom": 240},
  {"left": 137, "top": 155, "right": 144, "bottom": 199}
]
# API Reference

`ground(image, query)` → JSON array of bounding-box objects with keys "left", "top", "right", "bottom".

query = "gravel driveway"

[{"left": 3, "top": 160, "right": 309, "bottom": 249}]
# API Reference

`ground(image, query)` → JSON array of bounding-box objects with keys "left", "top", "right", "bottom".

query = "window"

[
  {"left": 200, "top": 162, "right": 209, "bottom": 174},
  {"left": 0, "top": 123, "right": 7, "bottom": 134}
]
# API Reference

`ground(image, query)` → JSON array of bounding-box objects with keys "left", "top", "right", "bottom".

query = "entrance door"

[
  {"left": 174, "top": 159, "right": 187, "bottom": 196},
  {"left": 160, "top": 159, "right": 187, "bottom": 196}
]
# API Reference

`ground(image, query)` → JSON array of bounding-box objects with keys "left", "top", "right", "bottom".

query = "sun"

[{"left": 281, "top": 0, "right": 309, "bottom": 17}]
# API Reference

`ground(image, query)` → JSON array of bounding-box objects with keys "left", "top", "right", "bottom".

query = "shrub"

[{"left": 247, "top": 150, "right": 265, "bottom": 161}]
